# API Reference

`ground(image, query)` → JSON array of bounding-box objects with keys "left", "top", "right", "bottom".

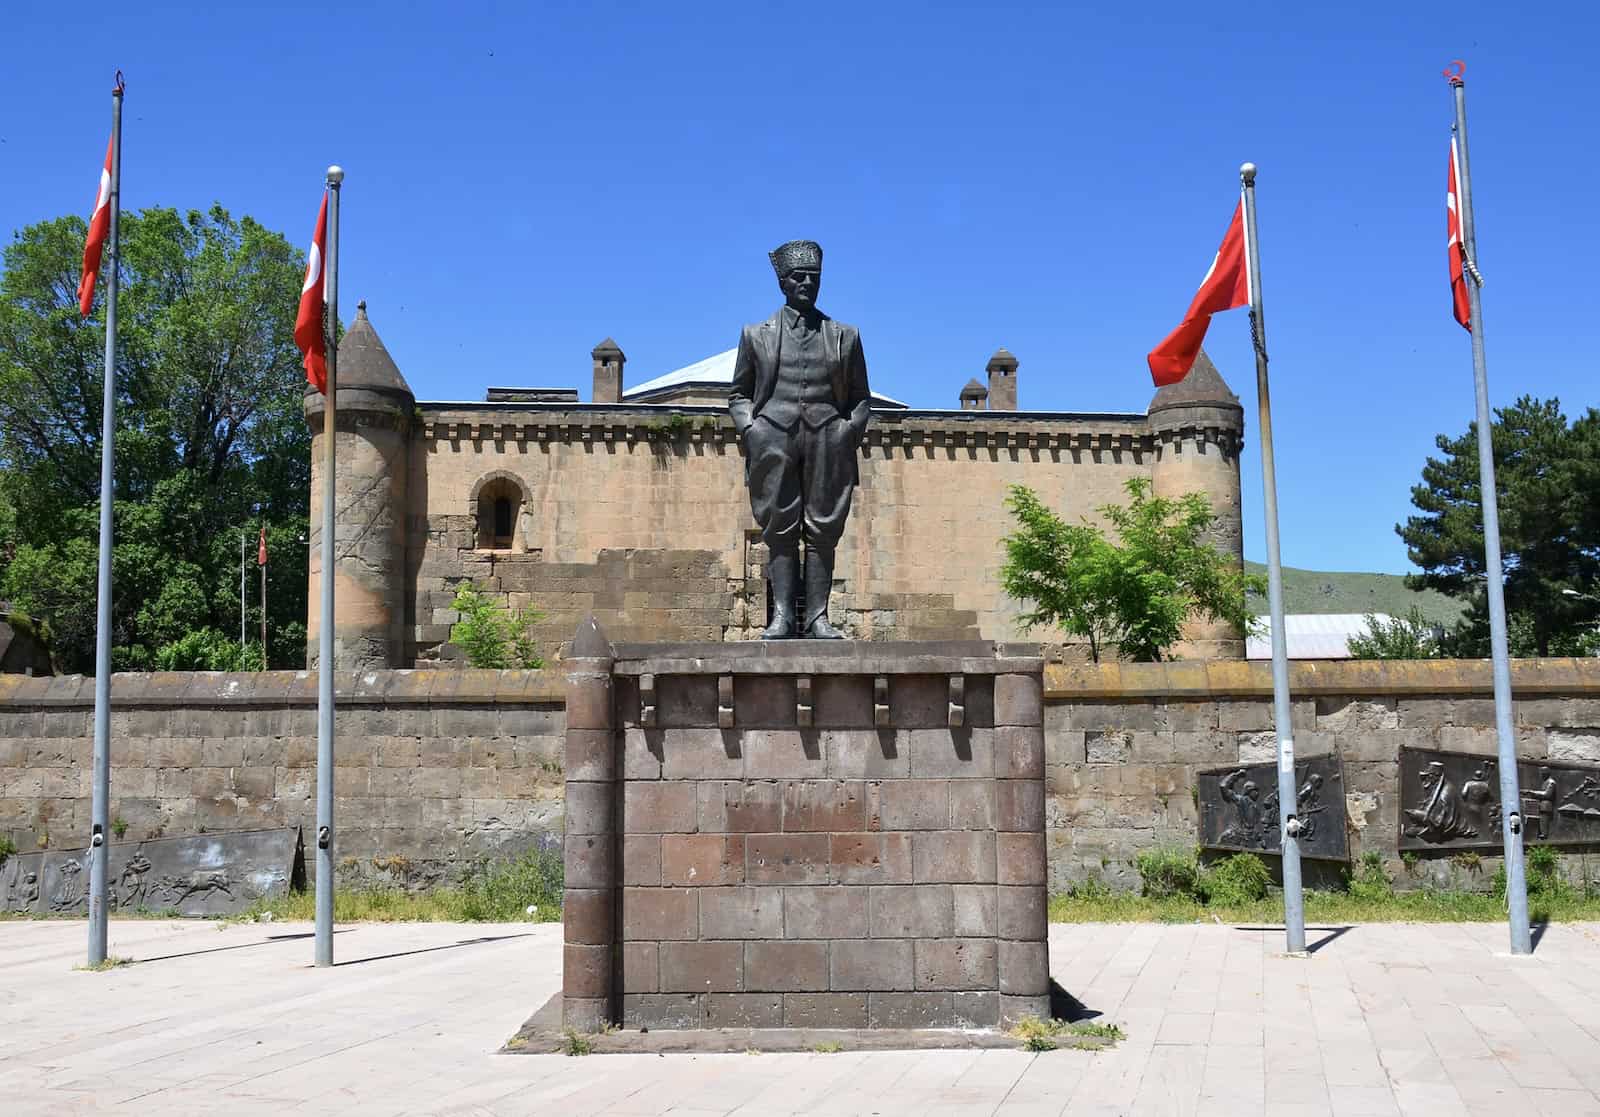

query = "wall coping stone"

[
  {"left": 0, "top": 669, "right": 564, "bottom": 707},
  {"left": 1044, "top": 657, "right": 1600, "bottom": 699},
  {"left": 12, "top": 657, "right": 1594, "bottom": 708}
]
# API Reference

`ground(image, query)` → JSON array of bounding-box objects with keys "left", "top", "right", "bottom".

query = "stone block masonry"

[
  {"left": 6, "top": 657, "right": 1600, "bottom": 933},
  {"left": 0, "top": 670, "right": 566, "bottom": 889},
  {"left": 566, "top": 636, "right": 1050, "bottom": 1032},
  {"left": 1042, "top": 658, "right": 1600, "bottom": 894}
]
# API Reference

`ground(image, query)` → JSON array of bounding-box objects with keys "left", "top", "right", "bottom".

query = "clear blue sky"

[{"left": 3, "top": 0, "right": 1596, "bottom": 575}]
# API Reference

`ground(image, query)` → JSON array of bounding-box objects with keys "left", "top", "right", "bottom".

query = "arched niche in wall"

[{"left": 470, "top": 471, "right": 529, "bottom": 552}]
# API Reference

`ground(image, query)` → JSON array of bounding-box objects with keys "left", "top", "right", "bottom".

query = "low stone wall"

[
  {"left": 2, "top": 659, "right": 1598, "bottom": 896},
  {"left": 0, "top": 670, "right": 565, "bottom": 887},
  {"left": 1042, "top": 659, "right": 1600, "bottom": 891}
]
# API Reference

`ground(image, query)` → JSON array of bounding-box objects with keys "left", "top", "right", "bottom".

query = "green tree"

[
  {"left": 1398, "top": 397, "right": 1600, "bottom": 657},
  {"left": 0, "top": 206, "right": 311, "bottom": 671},
  {"left": 1000, "top": 478, "right": 1264, "bottom": 661},
  {"left": 450, "top": 584, "right": 544, "bottom": 669},
  {"left": 1347, "top": 607, "right": 1443, "bottom": 660}
]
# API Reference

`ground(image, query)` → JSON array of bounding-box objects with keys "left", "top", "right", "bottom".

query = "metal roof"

[
  {"left": 624, "top": 348, "right": 909, "bottom": 408},
  {"left": 1246, "top": 613, "right": 1392, "bottom": 660}
]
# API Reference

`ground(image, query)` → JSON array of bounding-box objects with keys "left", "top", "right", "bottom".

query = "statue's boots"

[
  {"left": 803, "top": 546, "right": 846, "bottom": 640},
  {"left": 761, "top": 547, "right": 799, "bottom": 639}
]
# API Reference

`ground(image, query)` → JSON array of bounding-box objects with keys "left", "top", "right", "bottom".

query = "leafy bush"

[
  {"left": 1349, "top": 852, "right": 1394, "bottom": 902},
  {"left": 454, "top": 843, "right": 564, "bottom": 921},
  {"left": 450, "top": 583, "right": 543, "bottom": 669},
  {"left": 1000, "top": 479, "right": 1265, "bottom": 662},
  {"left": 1067, "top": 874, "right": 1114, "bottom": 901},
  {"left": 1202, "top": 853, "right": 1271, "bottom": 906},
  {"left": 1135, "top": 847, "right": 1203, "bottom": 900},
  {"left": 0, "top": 834, "right": 15, "bottom": 869},
  {"left": 1347, "top": 607, "right": 1443, "bottom": 660},
  {"left": 153, "top": 629, "right": 265, "bottom": 671},
  {"left": 1495, "top": 844, "right": 1569, "bottom": 900}
]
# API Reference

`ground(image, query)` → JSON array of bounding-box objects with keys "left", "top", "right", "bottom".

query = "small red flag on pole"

[
  {"left": 1146, "top": 202, "right": 1251, "bottom": 386},
  {"left": 77, "top": 138, "right": 114, "bottom": 316},
  {"left": 295, "top": 194, "right": 329, "bottom": 392},
  {"left": 257, "top": 525, "right": 268, "bottom": 566}
]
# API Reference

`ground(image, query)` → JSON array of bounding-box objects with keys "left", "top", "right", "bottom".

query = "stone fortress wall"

[
  {"left": 5, "top": 660, "right": 1598, "bottom": 895},
  {"left": 306, "top": 310, "right": 1248, "bottom": 671}
]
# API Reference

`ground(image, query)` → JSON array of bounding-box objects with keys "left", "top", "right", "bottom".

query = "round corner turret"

[
  {"left": 305, "top": 301, "right": 413, "bottom": 671},
  {"left": 1146, "top": 350, "right": 1246, "bottom": 658}
]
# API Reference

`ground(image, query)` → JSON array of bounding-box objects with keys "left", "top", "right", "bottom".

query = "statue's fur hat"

[{"left": 769, "top": 240, "right": 823, "bottom": 277}]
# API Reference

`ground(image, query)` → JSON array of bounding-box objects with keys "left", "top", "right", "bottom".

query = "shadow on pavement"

[
  {"left": 1050, "top": 980, "right": 1104, "bottom": 1023},
  {"left": 1233, "top": 924, "right": 1355, "bottom": 955},
  {"left": 334, "top": 932, "right": 535, "bottom": 967},
  {"left": 132, "top": 929, "right": 350, "bottom": 964}
]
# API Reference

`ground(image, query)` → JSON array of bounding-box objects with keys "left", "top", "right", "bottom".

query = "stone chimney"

[
  {"left": 986, "top": 347, "right": 1018, "bottom": 411},
  {"left": 959, "top": 378, "right": 989, "bottom": 411},
  {"left": 591, "top": 338, "right": 625, "bottom": 404}
]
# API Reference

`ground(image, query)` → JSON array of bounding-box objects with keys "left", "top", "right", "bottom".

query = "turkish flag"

[
  {"left": 1147, "top": 202, "right": 1251, "bottom": 386},
  {"left": 1447, "top": 138, "right": 1471, "bottom": 332},
  {"left": 77, "top": 137, "right": 114, "bottom": 317},
  {"left": 295, "top": 193, "right": 329, "bottom": 393},
  {"left": 257, "top": 526, "right": 268, "bottom": 566}
]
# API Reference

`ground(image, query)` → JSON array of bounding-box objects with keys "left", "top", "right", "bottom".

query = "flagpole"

[
  {"left": 261, "top": 549, "right": 268, "bottom": 659},
  {"left": 1449, "top": 68, "right": 1530, "bottom": 955},
  {"left": 1239, "top": 163, "right": 1306, "bottom": 956},
  {"left": 87, "top": 72, "right": 125, "bottom": 967},
  {"left": 314, "top": 165, "right": 343, "bottom": 967},
  {"left": 240, "top": 531, "right": 247, "bottom": 649}
]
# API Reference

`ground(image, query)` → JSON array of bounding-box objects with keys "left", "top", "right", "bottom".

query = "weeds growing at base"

[
  {"left": 229, "top": 846, "right": 564, "bottom": 924},
  {"left": 74, "top": 955, "right": 133, "bottom": 972},
  {"left": 1009, "top": 1016, "right": 1125, "bottom": 1052}
]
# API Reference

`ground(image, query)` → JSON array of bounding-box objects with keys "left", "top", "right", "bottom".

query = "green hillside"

[{"left": 1244, "top": 562, "right": 1464, "bottom": 624}]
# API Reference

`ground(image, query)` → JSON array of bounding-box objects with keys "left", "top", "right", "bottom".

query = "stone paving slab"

[{"left": 2, "top": 919, "right": 1599, "bottom": 1115}]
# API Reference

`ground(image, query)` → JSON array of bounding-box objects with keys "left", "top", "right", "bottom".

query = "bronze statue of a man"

[{"left": 730, "top": 240, "right": 871, "bottom": 639}]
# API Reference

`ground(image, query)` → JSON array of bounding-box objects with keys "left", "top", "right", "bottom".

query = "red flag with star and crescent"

[
  {"left": 1447, "top": 137, "right": 1471, "bottom": 331},
  {"left": 1147, "top": 201, "right": 1251, "bottom": 386},
  {"left": 295, "top": 194, "right": 329, "bottom": 393},
  {"left": 77, "top": 138, "right": 114, "bottom": 317}
]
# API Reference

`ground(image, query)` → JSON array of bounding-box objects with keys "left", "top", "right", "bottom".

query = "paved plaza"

[{"left": 3, "top": 918, "right": 1600, "bottom": 1115}]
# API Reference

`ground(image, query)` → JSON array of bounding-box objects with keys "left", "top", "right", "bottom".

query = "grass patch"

[
  {"left": 231, "top": 846, "right": 564, "bottom": 924},
  {"left": 560, "top": 1027, "right": 593, "bottom": 1056},
  {"left": 1053, "top": 846, "right": 1600, "bottom": 924},
  {"left": 1009, "top": 1015, "right": 1125, "bottom": 1052},
  {"left": 74, "top": 955, "right": 133, "bottom": 972},
  {"left": 810, "top": 1040, "right": 843, "bottom": 1054}
]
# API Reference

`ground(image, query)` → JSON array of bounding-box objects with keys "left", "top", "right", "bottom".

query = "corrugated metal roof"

[
  {"left": 624, "top": 348, "right": 909, "bottom": 408},
  {"left": 1246, "top": 614, "right": 1391, "bottom": 660}
]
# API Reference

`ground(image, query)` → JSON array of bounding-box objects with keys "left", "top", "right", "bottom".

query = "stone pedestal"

[{"left": 560, "top": 634, "right": 1049, "bottom": 1031}]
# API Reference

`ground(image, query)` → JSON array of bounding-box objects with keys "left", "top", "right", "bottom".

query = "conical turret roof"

[
  {"left": 960, "top": 377, "right": 989, "bottom": 399},
  {"left": 1147, "top": 349, "right": 1239, "bottom": 414},
  {"left": 334, "top": 301, "right": 413, "bottom": 398}
]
